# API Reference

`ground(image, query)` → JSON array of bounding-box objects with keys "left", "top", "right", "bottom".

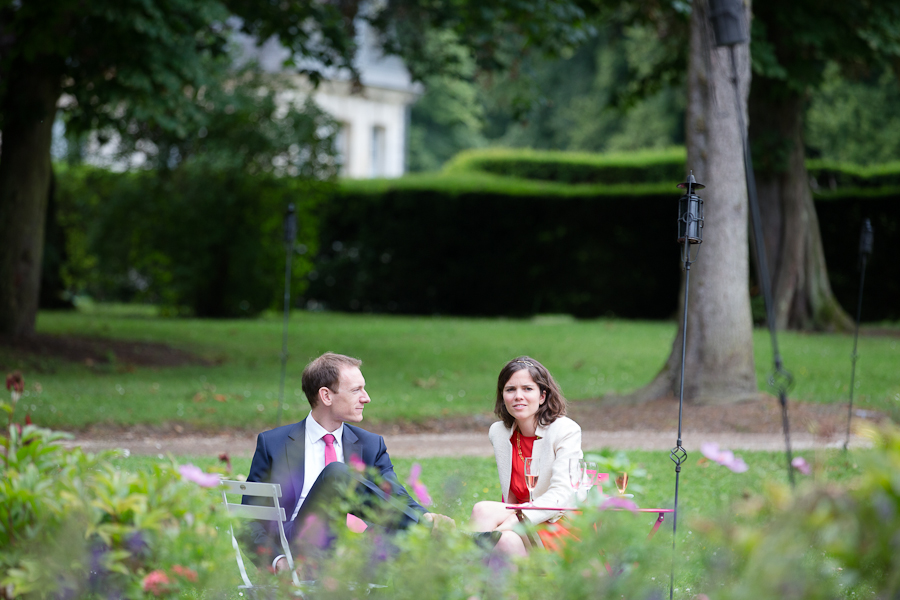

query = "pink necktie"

[{"left": 323, "top": 433, "right": 337, "bottom": 466}]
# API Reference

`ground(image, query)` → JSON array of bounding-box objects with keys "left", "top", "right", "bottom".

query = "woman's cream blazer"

[{"left": 488, "top": 416, "right": 583, "bottom": 525}]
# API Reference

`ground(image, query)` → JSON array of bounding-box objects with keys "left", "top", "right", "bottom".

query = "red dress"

[{"left": 509, "top": 430, "right": 579, "bottom": 552}]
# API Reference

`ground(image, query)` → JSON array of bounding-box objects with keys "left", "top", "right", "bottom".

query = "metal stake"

[
  {"left": 845, "top": 219, "right": 873, "bottom": 450},
  {"left": 276, "top": 204, "right": 297, "bottom": 428},
  {"left": 727, "top": 46, "right": 795, "bottom": 488},
  {"left": 670, "top": 173, "right": 704, "bottom": 600}
]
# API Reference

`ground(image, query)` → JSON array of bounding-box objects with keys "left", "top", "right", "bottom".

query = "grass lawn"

[{"left": 3, "top": 305, "right": 898, "bottom": 431}]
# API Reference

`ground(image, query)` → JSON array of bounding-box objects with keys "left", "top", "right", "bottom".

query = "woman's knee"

[
  {"left": 470, "top": 500, "right": 493, "bottom": 524},
  {"left": 494, "top": 530, "right": 527, "bottom": 557}
]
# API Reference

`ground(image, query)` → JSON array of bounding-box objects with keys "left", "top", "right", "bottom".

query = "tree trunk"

[
  {"left": 749, "top": 80, "right": 854, "bottom": 331},
  {"left": 0, "top": 55, "right": 62, "bottom": 337},
  {"left": 627, "top": 0, "right": 757, "bottom": 405}
]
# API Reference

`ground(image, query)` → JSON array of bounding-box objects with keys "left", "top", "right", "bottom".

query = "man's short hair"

[{"left": 301, "top": 352, "right": 363, "bottom": 408}]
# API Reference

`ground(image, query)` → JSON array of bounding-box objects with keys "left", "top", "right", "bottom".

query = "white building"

[{"left": 237, "top": 23, "right": 421, "bottom": 179}]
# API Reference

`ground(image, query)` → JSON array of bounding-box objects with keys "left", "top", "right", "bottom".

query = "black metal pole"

[
  {"left": 669, "top": 242, "right": 690, "bottom": 600},
  {"left": 669, "top": 173, "right": 702, "bottom": 600},
  {"left": 845, "top": 219, "right": 873, "bottom": 450},
  {"left": 727, "top": 46, "right": 795, "bottom": 488},
  {"left": 276, "top": 204, "right": 297, "bottom": 428}
]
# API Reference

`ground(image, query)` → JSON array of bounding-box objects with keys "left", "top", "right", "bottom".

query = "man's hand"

[
  {"left": 275, "top": 556, "right": 289, "bottom": 572},
  {"left": 421, "top": 512, "right": 456, "bottom": 532}
]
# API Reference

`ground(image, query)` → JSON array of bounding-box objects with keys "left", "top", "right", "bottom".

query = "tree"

[
  {"left": 630, "top": 0, "right": 758, "bottom": 404},
  {"left": 748, "top": 0, "right": 900, "bottom": 330},
  {"left": 0, "top": 0, "right": 591, "bottom": 337},
  {"left": 0, "top": 0, "right": 230, "bottom": 336}
]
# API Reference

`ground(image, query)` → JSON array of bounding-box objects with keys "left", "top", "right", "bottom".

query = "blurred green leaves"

[{"left": 0, "top": 425, "right": 234, "bottom": 598}]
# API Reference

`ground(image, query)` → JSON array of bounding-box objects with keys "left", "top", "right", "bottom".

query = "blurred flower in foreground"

[
  {"left": 348, "top": 454, "right": 366, "bottom": 473},
  {"left": 791, "top": 457, "right": 811, "bottom": 475},
  {"left": 179, "top": 464, "right": 221, "bottom": 487},
  {"left": 346, "top": 513, "right": 368, "bottom": 533},
  {"left": 172, "top": 564, "right": 198, "bottom": 582},
  {"left": 142, "top": 570, "right": 171, "bottom": 595},
  {"left": 406, "top": 463, "right": 432, "bottom": 506},
  {"left": 600, "top": 496, "right": 639, "bottom": 512},
  {"left": 701, "top": 442, "right": 748, "bottom": 473}
]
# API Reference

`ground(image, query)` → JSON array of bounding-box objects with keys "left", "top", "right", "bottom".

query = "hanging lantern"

[{"left": 676, "top": 172, "right": 705, "bottom": 246}]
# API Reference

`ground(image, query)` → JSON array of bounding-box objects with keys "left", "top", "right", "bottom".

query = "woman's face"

[{"left": 502, "top": 369, "right": 546, "bottom": 429}]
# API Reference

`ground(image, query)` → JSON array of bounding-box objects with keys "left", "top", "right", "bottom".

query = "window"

[{"left": 371, "top": 125, "right": 386, "bottom": 177}]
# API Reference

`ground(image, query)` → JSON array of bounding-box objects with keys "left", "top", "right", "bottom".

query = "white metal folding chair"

[{"left": 221, "top": 480, "right": 302, "bottom": 596}]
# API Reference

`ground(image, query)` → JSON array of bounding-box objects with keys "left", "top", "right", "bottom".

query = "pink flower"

[
  {"left": 791, "top": 457, "right": 811, "bottom": 475},
  {"left": 179, "top": 464, "right": 221, "bottom": 487},
  {"left": 348, "top": 454, "right": 366, "bottom": 473},
  {"left": 142, "top": 570, "right": 171, "bottom": 595},
  {"left": 700, "top": 443, "right": 748, "bottom": 473},
  {"left": 600, "top": 496, "right": 639, "bottom": 512},
  {"left": 172, "top": 564, "right": 198, "bottom": 582},
  {"left": 406, "top": 463, "right": 432, "bottom": 506},
  {"left": 346, "top": 513, "right": 368, "bottom": 533}
]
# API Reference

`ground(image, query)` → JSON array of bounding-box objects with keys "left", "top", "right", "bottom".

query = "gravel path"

[{"left": 62, "top": 429, "right": 871, "bottom": 459}]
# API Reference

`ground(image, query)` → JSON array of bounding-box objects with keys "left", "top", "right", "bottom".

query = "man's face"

[{"left": 326, "top": 366, "right": 371, "bottom": 423}]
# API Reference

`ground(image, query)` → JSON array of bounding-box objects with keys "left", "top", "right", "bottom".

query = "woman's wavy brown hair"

[{"left": 494, "top": 356, "right": 567, "bottom": 429}]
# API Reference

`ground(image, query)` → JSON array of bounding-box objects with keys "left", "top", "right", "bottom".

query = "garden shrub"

[
  {"left": 54, "top": 163, "right": 329, "bottom": 318},
  {"left": 443, "top": 146, "right": 687, "bottom": 185},
  {"left": 693, "top": 424, "right": 900, "bottom": 600},
  {"left": 0, "top": 425, "right": 235, "bottom": 599},
  {"left": 307, "top": 180, "right": 682, "bottom": 319},
  {"left": 306, "top": 156, "right": 900, "bottom": 319},
  {"left": 808, "top": 158, "right": 900, "bottom": 192}
]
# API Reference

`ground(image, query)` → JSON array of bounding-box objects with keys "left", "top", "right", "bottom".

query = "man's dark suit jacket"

[{"left": 242, "top": 418, "right": 426, "bottom": 553}]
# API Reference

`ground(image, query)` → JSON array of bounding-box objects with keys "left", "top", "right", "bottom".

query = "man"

[{"left": 243, "top": 352, "right": 453, "bottom": 572}]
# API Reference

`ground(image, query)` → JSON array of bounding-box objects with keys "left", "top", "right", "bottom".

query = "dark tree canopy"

[{"left": 0, "top": 0, "right": 594, "bottom": 336}]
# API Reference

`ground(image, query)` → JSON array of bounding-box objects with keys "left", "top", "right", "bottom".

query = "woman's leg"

[
  {"left": 469, "top": 501, "right": 520, "bottom": 532},
  {"left": 470, "top": 501, "right": 530, "bottom": 557},
  {"left": 494, "top": 530, "right": 527, "bottom": 557}
]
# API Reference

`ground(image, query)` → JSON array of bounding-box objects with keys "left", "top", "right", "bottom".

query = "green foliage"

[
  {"left": 407, "top": 31, "right": 488, "bottom": 173},
  {"left": 55, "top": 164, "right": 328, "bottom": 318},
  {"left": 694, "top": 424, "right": 900, "bottom": 599},
  {"left": 477, "top": 26, "right": 686, "bottom": 155},
  {"left": 806, "top": 63, "right": 900, "bottom": 167},
  {"left": 443, "top": 146, "right": 686, "bottom": 184},
  {"left": 76, "top": 55, "right": 340, "bottom": 178},
  {"left": 0, "top": 425, "right": 234, "bottom": 599}
]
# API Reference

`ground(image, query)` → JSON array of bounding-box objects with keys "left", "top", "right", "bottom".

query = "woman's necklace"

[{"left": 515, "top": 430, "right": 526, "bottom": 463}]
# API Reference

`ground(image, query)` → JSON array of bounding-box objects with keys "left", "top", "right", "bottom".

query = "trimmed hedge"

[
  {"left": 448, "top": 147, "right": 900, "bottom": 194},
  {"left": 307, "top": 172, "right": 900, "bottom": 321},
  {"left": 306, "top": 179, "right": 683, "bottom": 319},
  {"left": 55, "top": 164, "right": 327, "bottom": 318},
  {"left": 443, "top": 146, "right": 688, "bottom": 185}
]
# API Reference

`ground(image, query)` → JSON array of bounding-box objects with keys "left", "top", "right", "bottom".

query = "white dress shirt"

[
  {"left": 275, "top": 414, "right": 346, "bottom": 568},
  {"left": 290, "top": 413, "right": 345, "bottom": 522}
]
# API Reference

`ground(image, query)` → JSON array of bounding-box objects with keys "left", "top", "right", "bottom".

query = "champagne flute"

[
  {"left": 568, "top": 459, "right": 586, "bottom": 493},
  {"left": 580, "top": 461, "right": 597, "bottom": 502},
  {"left": 524, "top": 457, "right": 539, "bottom": 503},
  {"left": 615, "top": 471, "right": 629, "bottom": 495}
]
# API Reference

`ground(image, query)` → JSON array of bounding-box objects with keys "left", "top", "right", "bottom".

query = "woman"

[{"left": 470, "top": 356, "right": 583, "bottom": 556}]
